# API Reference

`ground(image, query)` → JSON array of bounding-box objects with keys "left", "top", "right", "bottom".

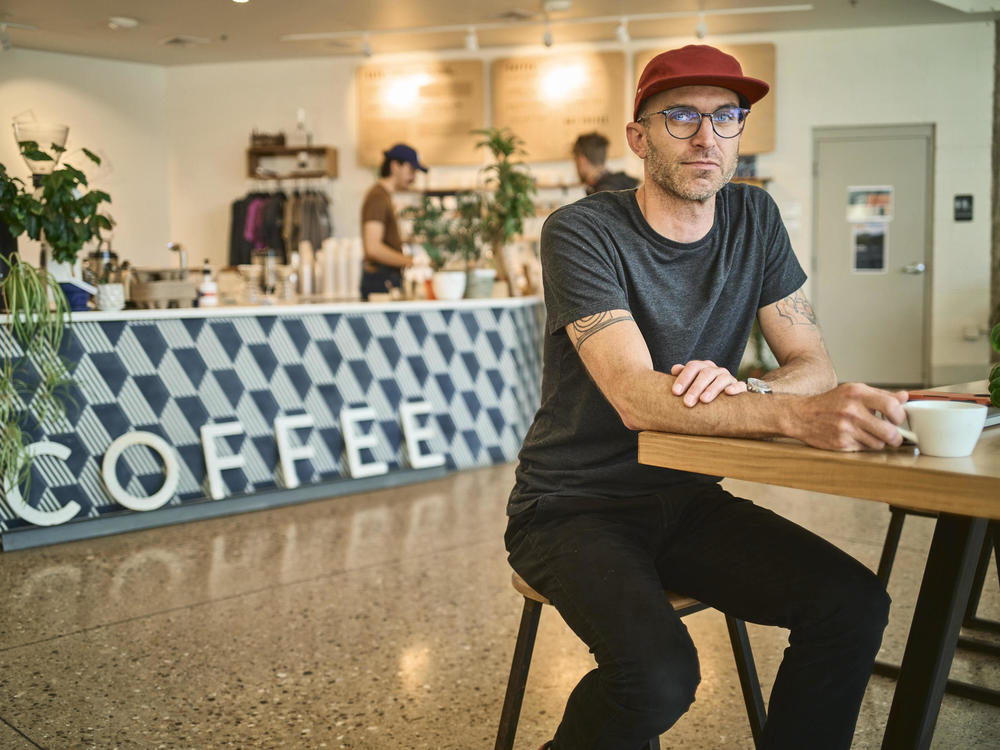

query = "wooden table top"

[{"left": 638, "top": 424, "right": 1000, "bottom": 520}]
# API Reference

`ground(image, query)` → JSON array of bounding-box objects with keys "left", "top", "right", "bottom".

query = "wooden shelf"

[
  {"left": 247, "top": 146, "right": 338, "bottom": 180},
  {"left": 732, "top": 176, "right": 771, "bottom": 189}
]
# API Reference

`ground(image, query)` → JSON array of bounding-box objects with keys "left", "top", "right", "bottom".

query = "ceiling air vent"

[
  {"left": 159, "top": 35, "right": 210, "bottom": 47},
  {"left": 494, "top": 8, "right": 537, "bottom": 22}
]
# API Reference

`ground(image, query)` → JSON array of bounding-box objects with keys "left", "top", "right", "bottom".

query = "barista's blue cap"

[{"left": 384, "top": 143, "right": 428, "bottom": 172}]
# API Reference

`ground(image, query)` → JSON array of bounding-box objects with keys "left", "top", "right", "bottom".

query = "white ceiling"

[{"left": 0, "top": 0, "right": 996, "bottom": 66}]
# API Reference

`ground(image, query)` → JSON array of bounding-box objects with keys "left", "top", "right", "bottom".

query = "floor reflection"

[{"left": 0, "top": 464, "right": 996, "bottom": 749}]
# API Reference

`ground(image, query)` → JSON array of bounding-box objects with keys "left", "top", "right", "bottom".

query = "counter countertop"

[{"left": 3, "top": 296, "right": 542, "bottom": 323}]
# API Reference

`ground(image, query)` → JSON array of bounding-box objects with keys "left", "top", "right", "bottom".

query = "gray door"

[{"left": 812, "top": 124, "right": 933, "bottom": 386}]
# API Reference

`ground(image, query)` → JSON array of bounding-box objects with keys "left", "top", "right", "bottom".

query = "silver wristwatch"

[{"left": 746, "top": 378, "right": 772, "bottom": 394}]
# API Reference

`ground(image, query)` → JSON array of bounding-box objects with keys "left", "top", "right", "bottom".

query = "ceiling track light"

[
  {"left": 615, "top": 18, "right": 630, "bottom": 44},
  {"left": 542, "top": 20, "right": 553, "bottom": 47},
  {"left": 695, "top": 12, "right": 709, "bottom": 38},
  {"left": 464, "top": 26, "right": 478, "bottom": 51},
  {"left": 107, "top": 16, "right": 140, "bottom": 31},
  {"left": 0, "top": 25, "right": 10, "bottom": 52},
  {"left": 280, "top": 4, "right": 814, "bottom": 53}
]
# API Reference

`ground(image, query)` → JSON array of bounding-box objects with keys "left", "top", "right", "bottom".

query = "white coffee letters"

[
  {"left": 102, "top": 431, "right": 179, "bottom": 511},
  {"left": 340, "top": 406, "right": 389, "bottom": 479},
  {"left": 2, "top": 401, "right": 443, "bottom": 527},
  {"left": 399, "top": 401, "right": 446, "bottom": 469},
  {"left": 2, "top": 441, "right": 82, "bottom": 526},
  {"left": 201, "top": 422, "right": 248, "bottom": 500},
  {"left": 274, "top": 414, "right": 316, "bottom": 489}
]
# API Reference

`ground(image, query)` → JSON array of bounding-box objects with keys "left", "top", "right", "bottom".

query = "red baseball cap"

[{"left": 633, "top": 45, "right": 770, "bottom": 121}]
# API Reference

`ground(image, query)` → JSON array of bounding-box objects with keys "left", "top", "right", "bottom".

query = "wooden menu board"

[
  {"left": 357, "top": 60, "right": 484, "bottom": 167},
  {"left": 493, "top": 52, "right": 626, "bottom": 163},
  {"left": 634, "top": 44, "right": 775, "bottom": 155}
]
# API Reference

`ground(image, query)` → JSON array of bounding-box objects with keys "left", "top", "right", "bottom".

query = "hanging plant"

[
  {"left": 0, "top": 133, "right": 106, "bottom": 502},
  {"left": 0, "top": 253, "right": 75, "bottom": 500}
]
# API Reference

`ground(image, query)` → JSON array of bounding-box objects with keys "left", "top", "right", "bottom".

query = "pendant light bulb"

[
  {"left": 465, "top": 26, "right": 479, "bottom": 51},
  {"left": 615, "top": 19, "right": 630, "bottom": 44},
  {"left": 695, "top": 13, "right": 708, "bottom": 39},
  {"left": 543, "top": 21, "right": 553, "bottom": 48}
]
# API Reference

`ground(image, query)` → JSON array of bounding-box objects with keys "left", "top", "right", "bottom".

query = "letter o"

[{"left": 102, "top": 432, "right": 179, "bottom": 512}]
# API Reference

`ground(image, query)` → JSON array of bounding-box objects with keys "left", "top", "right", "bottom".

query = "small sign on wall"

[
  {"left": 851, "top": 222, "right": 888, "bottom": 273},
  {"left": 954, "top": 194, "right": 973, "bottom": 221},
  {"left": 847, "top": 185, "right": 894, "bottom": 222}
]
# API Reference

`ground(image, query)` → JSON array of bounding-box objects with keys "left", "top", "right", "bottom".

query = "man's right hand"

[{"left": 787, "top": 383, "right": 909, "bottom": 451}]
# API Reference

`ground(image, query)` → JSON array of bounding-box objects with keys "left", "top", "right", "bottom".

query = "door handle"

[{"left": 901, "top": 262, "right": 926, "bottom": 275}]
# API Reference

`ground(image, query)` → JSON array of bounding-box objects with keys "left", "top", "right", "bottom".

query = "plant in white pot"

[
  {"left": 403, "top": 194, "right": 475, "bottom": 301},
  {"left": 0, "top": 129, "right": 111, "bottom": 504},
  {"left": 1, "top": 133, "right": 113, "bottom": 310}
]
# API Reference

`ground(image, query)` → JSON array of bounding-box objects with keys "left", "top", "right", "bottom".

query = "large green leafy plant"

[
  {"left": 474, "top": 127, "right": 536, "bottom": 254},
  {"left": 0, "top": 140, "right": 112, "bottom": 264}
]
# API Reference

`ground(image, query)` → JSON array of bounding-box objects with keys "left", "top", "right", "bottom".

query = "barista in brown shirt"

[{"left": 360, "top": 143, "right": 427, "bottom": 300}]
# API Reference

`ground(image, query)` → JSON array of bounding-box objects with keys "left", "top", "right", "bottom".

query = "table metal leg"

[{"left": 881, "top": 514, "right": 988, "bottom": 750}]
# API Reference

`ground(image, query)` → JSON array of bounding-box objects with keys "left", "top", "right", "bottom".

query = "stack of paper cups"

[
  {"left": 322, "top": 237, "right": 337, "bottom": 298},
  {"left": 298, "top": 240, "right": 314, "bottom": 296},
  {"left": 348, "top": 237, "right": 363, "bottom": 300},
  {"left": 332, "top": 237, "right": 347, "bottom": 300}
]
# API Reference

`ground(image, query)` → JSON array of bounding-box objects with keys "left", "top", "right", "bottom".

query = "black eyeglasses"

[{"left": 637, "top": 106, "right": 750, "bottom": 139}]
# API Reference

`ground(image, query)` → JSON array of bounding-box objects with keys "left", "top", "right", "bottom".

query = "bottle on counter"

[{"left": 198, "top": 259, "right": 218, "bottom": 307}]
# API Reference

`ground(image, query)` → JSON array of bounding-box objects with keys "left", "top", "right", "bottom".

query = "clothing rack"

[{"left": 229, "top": 184, "right": 333, "bottom": 267}]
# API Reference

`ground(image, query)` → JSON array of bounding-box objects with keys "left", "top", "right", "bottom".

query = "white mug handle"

[{"left": 897, "top": 427, "right": 918, "bottom": 444}]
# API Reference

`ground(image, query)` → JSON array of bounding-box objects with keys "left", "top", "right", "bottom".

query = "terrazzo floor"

[{"left": 0, "top": 463, "right": 997, "bottom": 749}]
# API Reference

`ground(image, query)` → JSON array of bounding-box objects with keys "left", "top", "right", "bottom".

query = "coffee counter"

[{"left": 1, "top": 298, "right": 544, "bottom": 550}]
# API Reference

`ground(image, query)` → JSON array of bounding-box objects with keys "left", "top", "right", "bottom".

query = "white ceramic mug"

[{"left": 898, "top": 401, "right": 988, "bottom": 457}]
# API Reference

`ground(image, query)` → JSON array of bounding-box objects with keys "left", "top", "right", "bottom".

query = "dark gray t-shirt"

[{"left": 508, "top": 183, "right": 806, "bottom": 516}]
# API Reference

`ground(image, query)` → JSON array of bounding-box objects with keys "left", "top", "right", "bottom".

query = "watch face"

[{"left": 747, "top": 378, "right": 772, "bottom": 394}]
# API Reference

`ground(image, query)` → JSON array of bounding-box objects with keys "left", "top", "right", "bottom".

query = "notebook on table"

[{"left": 908, "top": 380, "right": 1000, "bottom": 427}]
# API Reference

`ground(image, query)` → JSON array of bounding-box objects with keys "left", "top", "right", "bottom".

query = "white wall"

[
  {"left": 0, "top": 48, "right": 171, "bottom": 267},
  {"left": 164, "top": 56, "right": 368, "bottom": 270},
  {"left": 756, "top": 23, "right": 994, "bottom": 383},
  {"left": 1, "top": 22, "right": 994, "bottom": 381}
]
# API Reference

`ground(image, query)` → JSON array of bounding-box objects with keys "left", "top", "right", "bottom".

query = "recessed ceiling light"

[
  {"left": 107, "top": 16, "right": 139, "bottom": 31},
  {"left": 233, "top": 0, "right": 250, "bottom": 4}
]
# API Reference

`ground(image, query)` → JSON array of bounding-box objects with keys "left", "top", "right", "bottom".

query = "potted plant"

[
  {"left": 1, "top": 137, "right": 113, "bottom": 310},
  {"left": 473, "top": 127, "right": 537, "bottom": 295},
  {"left": 403, "top": 193, "right": 484, "bottom": 300},
  {"left": 0, "top": 132, "right": 110, "bottom": 503}
]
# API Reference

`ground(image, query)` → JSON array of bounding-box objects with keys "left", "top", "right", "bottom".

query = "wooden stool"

[{"left": 494, "top": 572, "right": 767, "bottom": 750}]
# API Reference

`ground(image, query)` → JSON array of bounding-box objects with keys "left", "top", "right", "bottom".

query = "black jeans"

[
  {"left": 360, "top": 265, "right": 402, "bottom": 301},
  {"left": 505, "top": 482, "right": 890, "bottom": 750}
]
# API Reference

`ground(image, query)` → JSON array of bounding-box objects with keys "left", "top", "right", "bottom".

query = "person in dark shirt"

[
  {"left": 572, "top": 131, "right": 640, "bottom": 194},
  {"left": 509, "top": 45, "right": 908, "bottom": 750},
  {"left": 360, "top": 143, "right": 426, "bottom": 300}
]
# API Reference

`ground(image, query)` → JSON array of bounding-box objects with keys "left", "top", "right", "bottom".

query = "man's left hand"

[{"left": 670, "top": 360, "right": 747, "bottom": 407}]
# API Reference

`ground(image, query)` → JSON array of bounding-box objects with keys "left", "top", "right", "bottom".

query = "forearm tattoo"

[
  {"left": 571, "top": 311, "right": 634, "bottom": 349},
  {"left": 775, "top": 291, "right": 817, "bottom": 327}
]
